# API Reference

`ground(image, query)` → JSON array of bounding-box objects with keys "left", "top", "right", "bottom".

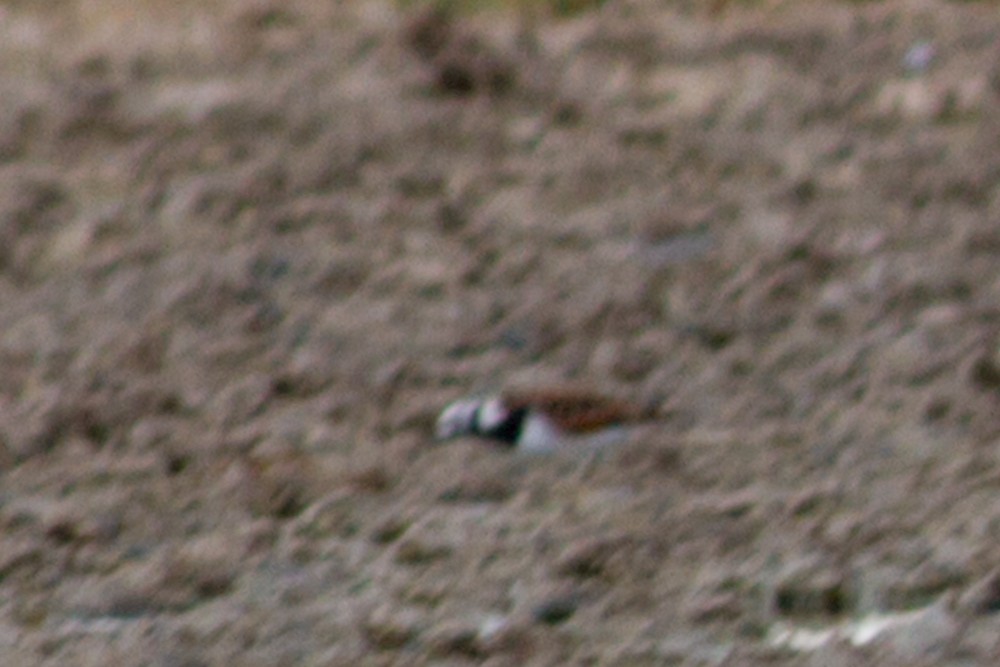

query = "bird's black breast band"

[{"left": 476, "top": 404, "right": 528, "bottom": 448}]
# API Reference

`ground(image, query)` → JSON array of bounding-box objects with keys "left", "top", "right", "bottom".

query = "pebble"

[
  {"left": 959, "top": 568, "right": 1000, "bottom": 615},
  {"left": 531, "top": 595, "right": 578, "bottom": 625},
  {"left": 554, "top": 536, "right": 627, "bottom": 579},
  {"left": 363, "top": 604, "right": 423, "bottom": 650}
]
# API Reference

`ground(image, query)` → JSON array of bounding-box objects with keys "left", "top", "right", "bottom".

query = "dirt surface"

[{"left": 0, "top": 0, "right": 999, "bottom": 664}]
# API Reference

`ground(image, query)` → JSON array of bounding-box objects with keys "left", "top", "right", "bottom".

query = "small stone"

[
  {"left": 0, "top": 542, "right": 43, "bottom": 583},
  {"left": 687, "top": 591, "right": 743, "bottom": 624},
  {"left": 11, "top": 596, "right": 48, "bottom": 628},
  {"left": 239, "top": 452, "right": 318, "bottom": 520},
  {"left": 426, "top": 620, "right": 480, "bottom": 657},
  {"left": 290, "top": 491, "right": 358, "bottom": 539},
  {"left": 874, "top": 80, "right": 937, "bottom": 120},
  {"left": 44, "top": 518, "right": 79, "bottom": 545},
  {"left": 476, "top": 613, "right": 509, "bottom": 644},
  {"left": 403, "top": 6, "right": 451, "bottom": 61},
  {"left": 163, "top": 534, "right": 240, "bottom": 601},
  {"left": 477, "top": 614, "right": 531, "bottom": 656},
  {"left": 969, "top": 351, "right": 1000, "bottom": 391},
  {"left": 371, "top": 516, "right": 409, "bottom": 545},
  {"left": 532, "top": 595, "right": 578, "bottom": 625},
  {"left": 772, "top": 561, "right": 850, "bottom": 618},
  {"left": 554, "top": 536, "right": 628, "bottom": 579},
  {"left": 96, "top": 556, "right": 194, "bottom": 615},
  {"left": 959, "top": 569, "right": 1000, "bottom": 615},
  {"left": 902, "top": 41, "right": 935, "bottom": 74},
  {"left": 394, "top": 537, "right": 452, "bottom": 565},
  {"left": 211, "top": 375, "right": 273, "bottom": 428},
  {"left": 363, "top": 604, "right": 423, "bottom": 650}
]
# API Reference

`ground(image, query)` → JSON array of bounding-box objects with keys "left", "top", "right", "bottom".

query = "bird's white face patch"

[
  {"left": 475, "top": 398, "right": 509, "bottom": 433},
  {"left": 435, "top": 399, "right": 482, "bottom": 440}
]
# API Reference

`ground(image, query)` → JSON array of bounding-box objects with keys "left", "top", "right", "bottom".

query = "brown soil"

[{"left": 0, "top": 0, "right": 998, "bottom": 664}]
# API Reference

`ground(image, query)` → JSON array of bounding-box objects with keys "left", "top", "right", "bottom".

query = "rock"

[
  {"left": 969, "top": 350, "right": 1000, "bottom": 392},
  {"left": 425, "top": 619, "right": 480, "bottom": 658},
  {"left": 959, "top": 568, "right": 1000, "bottom": 615},
  {"left": 363, "top": 604, "right": 424, "bottom": 650},
  {"left": 290, "top": 491, "right": 359, "bottom": 540},
  {"left": 686, "top": 590, "right": 743, "bottom": 624},
  {"left": 531, "top": 595, "right": 578, "bottom": 625},
  {"left": 0, "top": 541, "right": 43, "bottom": 583},
  {"left": 554, "top": 535, "right": 629, "bottom": 580},
  {"left": 771, "top": 560, "right": 850, "bottom": 618},
  {"left": 394, "top": 537, "right": 452, "bottom": 566},
  {"left": 370, "top": 515, "right": 410, "bottom": 545},
  {"left": 162, "top": 534, "right": 240, "bottom": 600}
]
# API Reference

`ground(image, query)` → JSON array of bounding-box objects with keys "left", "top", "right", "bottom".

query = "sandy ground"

[{"left": 0, "top": 0, "right": 998, "bottom": 664}]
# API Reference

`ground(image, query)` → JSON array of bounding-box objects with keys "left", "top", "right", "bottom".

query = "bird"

[{"left": 435, "top": 387, "right": 646, "bottom": 454}]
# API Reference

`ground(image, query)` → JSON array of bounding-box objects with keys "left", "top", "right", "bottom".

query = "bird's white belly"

[{"left": 518, "top": 413, "right": 627, "bottom": 455}]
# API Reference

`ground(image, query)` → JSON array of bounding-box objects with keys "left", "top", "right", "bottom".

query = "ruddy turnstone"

[{"left": 435, "top": 387, "right": 644, "bottom": 454}]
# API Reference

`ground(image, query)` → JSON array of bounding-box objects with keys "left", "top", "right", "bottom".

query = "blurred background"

[{"left": 0, "top": 0, "right": 997, "bottom": 664}]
